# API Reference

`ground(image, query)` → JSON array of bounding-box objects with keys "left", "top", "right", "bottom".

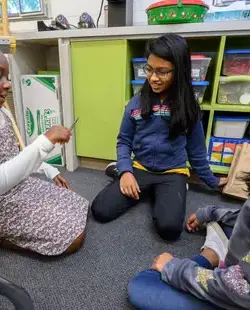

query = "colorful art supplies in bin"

[
  {"left": 191, "top": 55, "right": 211, "bottom": 81},
  {"left": 223, "top": 50, "right": 250, "bottom": 76},
  {"left": 146, "top": 0, "right": 209, "bottom": 25},
  {"left": 208, "top": 137, "right": 250, "bottom": 167}
]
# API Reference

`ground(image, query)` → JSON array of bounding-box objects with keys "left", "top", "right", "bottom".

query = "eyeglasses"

[{"left": 143, "top": 65, "right": 174, "bottom": 79}]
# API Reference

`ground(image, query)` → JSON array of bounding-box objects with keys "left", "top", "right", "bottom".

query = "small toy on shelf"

[
  {"left": 191, "top": 55, "right": 211, "bottom": 81},
  {"left": 78, "top": 13, "right": 96, "bottom": 28}
]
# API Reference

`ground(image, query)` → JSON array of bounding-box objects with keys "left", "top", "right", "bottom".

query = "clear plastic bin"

[
  {"left": 131, "top": 80, "right": 144, "bottom": 96},
  {"left": 213, "top": 116, "right": 250, "bottom": 139},
  {"left": 132, "top": 80, "right": 210, "bottom": 99},
  {"left": 192, "top": 81, "right": 209, "bottom": 103},
  {"left": 191, "top": 55, "right": 212, "bottom": 81},
  {"left": 132, "top": 58, "right": 147, "bottom": 80},
  {"left": 223, "top": 49, "right": 250, "bottom": 76},
  {"left": 217, "top": 76, "right": 250, "bottom": 105}
]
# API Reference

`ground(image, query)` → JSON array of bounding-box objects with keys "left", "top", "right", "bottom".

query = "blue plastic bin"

[{"left": 132, "top": 58, "right": 147, "bottom": 80}]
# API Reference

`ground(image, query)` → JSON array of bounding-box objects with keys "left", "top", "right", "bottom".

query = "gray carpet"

[{"left": 0, "top": 168, "right": 242, "bottom": 310}]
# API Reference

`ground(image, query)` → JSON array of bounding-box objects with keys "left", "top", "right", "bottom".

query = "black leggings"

[{"left": 92, "top": 169, "right": 187, "bottom": 241}]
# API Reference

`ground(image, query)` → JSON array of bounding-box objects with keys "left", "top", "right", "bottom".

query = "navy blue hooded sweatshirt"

[{"left": 117, "top": 94, "right": 219, "bottom": 189}]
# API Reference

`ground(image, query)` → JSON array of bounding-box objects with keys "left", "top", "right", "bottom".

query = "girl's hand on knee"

[
  {"left": 152, "top": 253, "right": 174, "bottom": 272},
  {"left": 186, "top": 213, "right": 200, "bottom": 232},
  {"left": 120, "top": 172, "right": 141, "bottom": 200}
]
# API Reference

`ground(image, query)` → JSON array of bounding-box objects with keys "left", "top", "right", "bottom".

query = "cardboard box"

[
  {"left": 20, "top": 75, "right": 64, "bottom": 166},
  {"left": 223, "top": 143, "right": 250, "bottom": 200}
]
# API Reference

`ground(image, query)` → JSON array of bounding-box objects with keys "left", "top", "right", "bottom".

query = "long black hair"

[{"left": 141, "top": 34, "right": 201, "bottom": 137}]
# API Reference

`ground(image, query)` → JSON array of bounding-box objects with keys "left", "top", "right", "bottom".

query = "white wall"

[
  {"left": 10, "top": 0, "right": 155, "bottom": 33},
  {"left": 133, "top": 0, "right": 155, "bottom": 26},
  {"left": 10, "top": 0, "right": 107, "bottom": 32}
]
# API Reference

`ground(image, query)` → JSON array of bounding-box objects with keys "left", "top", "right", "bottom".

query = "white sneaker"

[{"left": 201, "top": 222, "right": 229, "bottom": 263}]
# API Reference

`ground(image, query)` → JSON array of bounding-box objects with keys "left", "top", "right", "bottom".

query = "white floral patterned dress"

[{"left": 0, "top": 110, "right": 89, "bottom": 255}]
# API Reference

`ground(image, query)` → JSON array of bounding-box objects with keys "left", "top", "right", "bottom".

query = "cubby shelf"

[
  {"left": 188, "top": 162, "right": 230, "bottom": 175},
  {"left": 214, "top": 104, "right": 250, "bottom": 112},
  {"left": 70, "top": 33, "right": 250, "bottom": 175},
  {"left": 210, "top": 165, "right": 230, "bottom": 174},
  {"left": 200, "top": 103, "right": 211, "bottom": 110},
  {"left": 200, "top": 35, "right": 250, "bottom": 175}
]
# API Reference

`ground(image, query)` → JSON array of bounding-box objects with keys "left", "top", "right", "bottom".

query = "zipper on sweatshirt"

[
  {"left": 152, "top": 100, "right": 163, "bottom": 170},
  {"left": 152, "top": 134, "right": 158, "bottom": 171}
]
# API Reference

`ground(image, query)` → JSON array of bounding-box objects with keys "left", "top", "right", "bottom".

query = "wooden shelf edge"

[{"left": 188, "top": 163, "right": 229, "bottom": 175}]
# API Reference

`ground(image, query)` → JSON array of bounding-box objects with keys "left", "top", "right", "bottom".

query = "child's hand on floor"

[
  {"left": 53, "top": 174, "right": 71, "bottom": 190},
  {"left": 152, "top": 253, "right": 174, "bottom": 272},
  {"left": 120, "top": 172, "right": 141, "bottom": 200},
  {"left": 186, "top": 213, "right": 200, "bottom": 232}
]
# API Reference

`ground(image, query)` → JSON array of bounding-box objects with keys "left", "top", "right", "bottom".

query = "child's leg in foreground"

[
  {"left": 128, "top": 223, "right": 227, "bottom": 310},
  {"left": 152, "top": 174, "right": 187, "bottom": 240},
  {"left": 128, "top": 254, "right": 221, "bottom": 310},
  {"left": 128, "top": 269, "right": 223, "bottom": 310},
  {"left": 128, "top": 247, "right": 225, "bottom": 310}
]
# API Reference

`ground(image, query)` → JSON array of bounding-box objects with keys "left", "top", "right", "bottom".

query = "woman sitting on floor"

[
  {"left": 128, "top": 177, "right": 250, "bottom": 310},
  {"left": 0, "top": 52, "right": 89, "bottom": 256}
]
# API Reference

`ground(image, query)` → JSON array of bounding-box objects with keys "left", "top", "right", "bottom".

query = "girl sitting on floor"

[
  {"left": 0, "top": 52, "right": 89, "bottom": 256},
  {"left": 92, "top": 34, "right": 226, "bottom": 241},
  {"left": 128, "top": 177, "right": 250, "bottom": 310}
]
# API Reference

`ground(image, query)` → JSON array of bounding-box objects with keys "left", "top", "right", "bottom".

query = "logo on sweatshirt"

[
  {"left": 131, "top": 105, "right": 170, "bottom": 120},
  {"left": 25, "top": 108, "right": 35, "bottom": 137}
]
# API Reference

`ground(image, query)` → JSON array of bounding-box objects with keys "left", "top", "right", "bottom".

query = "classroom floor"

[{"left": 0, "top": 168, "right": 241, "bottom": 310}]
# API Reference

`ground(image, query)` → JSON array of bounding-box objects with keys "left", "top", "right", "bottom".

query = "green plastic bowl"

[{"left": 147, "top": 0, "right": 209, "bottom": 24}]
